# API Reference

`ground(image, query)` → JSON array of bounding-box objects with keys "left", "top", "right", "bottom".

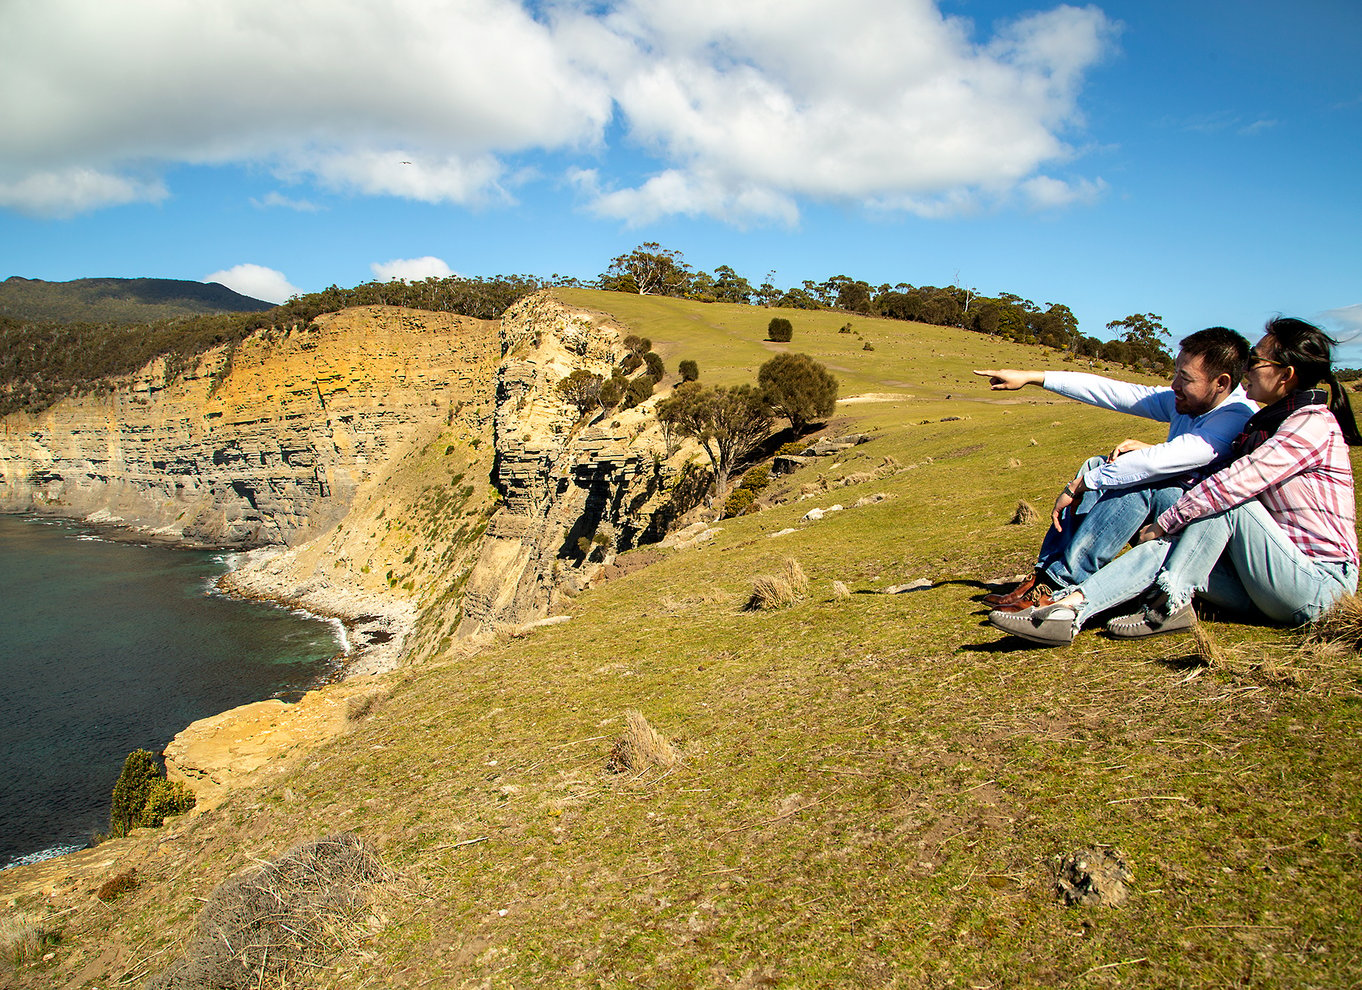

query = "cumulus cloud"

[
  {"left": 371, "top": 257, "right": 457, "bottom": 282},
  {"left": 203, "top": 264, "right": 300, "bottom": 305},
  {"left": 0, "top": 0, "right": 610, "bottom": 215},
  {"left": 557, "top": 0, "right": 1116, "bottom": 220},
  {"left": 1019, "top": 175, "right": 1109, "bottom": 210},
  {"left": 0, "top": 0, "right": 1116, "bottom": 223}
]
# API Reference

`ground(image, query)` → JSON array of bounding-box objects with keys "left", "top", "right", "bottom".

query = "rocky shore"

[{"left": 217, "top": 545, "right": 414, "bottom": 678}]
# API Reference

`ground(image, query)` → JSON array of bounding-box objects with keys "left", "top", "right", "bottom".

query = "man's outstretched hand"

[{"left": 974, "top": 369, "right": 1045, "bottom": 390}]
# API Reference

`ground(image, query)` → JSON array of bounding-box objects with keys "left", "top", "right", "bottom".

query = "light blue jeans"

[
  {"left": 1072, "top": 498, "right": 1356, "bottom": 628},
  {"left": 1036, "top": 456, "right": 1183, "bottom": 587}
]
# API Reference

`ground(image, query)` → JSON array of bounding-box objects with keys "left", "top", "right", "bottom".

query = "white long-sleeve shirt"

[{"left": 1042, "top": 371, "right": 1256, "bottom": 491}]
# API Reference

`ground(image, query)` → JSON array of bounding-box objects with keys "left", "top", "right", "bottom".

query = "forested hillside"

[{"left": 0, "top": 276, "right": 271, "bottom": 324}]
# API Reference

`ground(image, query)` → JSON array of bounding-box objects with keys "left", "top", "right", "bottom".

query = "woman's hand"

[{"left": 1132, "top": 522, "right": 1167, "bottom": 545}]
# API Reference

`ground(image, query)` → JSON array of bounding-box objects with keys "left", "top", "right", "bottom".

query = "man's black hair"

[{"left": 1178, "top": 326, "right": 1250, "bottom": 382}]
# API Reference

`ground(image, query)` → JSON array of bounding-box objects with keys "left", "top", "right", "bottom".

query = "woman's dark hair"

[{"left": 1265, "top": 316, "right": 1362, "bottom": 445}]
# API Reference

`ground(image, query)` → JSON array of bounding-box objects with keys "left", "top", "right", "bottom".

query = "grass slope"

[{"left": 4, "top": 293, "right": 1360, "bottom": 988}]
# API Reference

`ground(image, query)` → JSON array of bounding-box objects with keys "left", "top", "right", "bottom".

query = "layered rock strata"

[
  {"left": 458, "top": 293, "right": 694, "bottom": 632},
  {"left": 0, "top": 306, "right": 496, "bottom": 548}
]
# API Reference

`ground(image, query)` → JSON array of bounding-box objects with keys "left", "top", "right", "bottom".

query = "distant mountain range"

[{"left": 0, "top": 276, "right": 273, "bottom": 324}]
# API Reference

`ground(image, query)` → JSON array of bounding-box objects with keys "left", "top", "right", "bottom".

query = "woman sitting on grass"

[{"left": 990, "top": 317, "right": 1361, "bottom": 645}]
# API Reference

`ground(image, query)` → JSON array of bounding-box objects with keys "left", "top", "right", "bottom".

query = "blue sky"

[{"left": 2, "top": 0, "right": 1359, "bottom": 360}]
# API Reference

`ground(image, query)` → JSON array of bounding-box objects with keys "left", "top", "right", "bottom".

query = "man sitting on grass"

[{"left": 974, "top": 326, "right": 1254, "bottom": 610}]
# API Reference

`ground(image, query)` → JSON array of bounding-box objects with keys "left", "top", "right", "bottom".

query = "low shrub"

[
  {"left": 767, "top": 317, "right": 793, "bottom": 342},
  {"left": 739, "top": 465, "right": 770, "bottom": 492},
  {"left": 147, "top": 833, "right": 392, "bottom": 990},
  {"left": 678, "top": 359, "right": 699, "bottom": 382},
  {"left": 109, "top": 749, "right": 195, "bottom": 837},
  {"left": 643, "top": 351, "right": 665, "bottom": 381},
  {"left": 622, "top": 376, "right": 654, "bottom": 408},
  {"left": 722, "top": 487, "right": 757, "bottom": 519},
  {"left": 97, "top": 869, "right": 141, "bottom": 903}
]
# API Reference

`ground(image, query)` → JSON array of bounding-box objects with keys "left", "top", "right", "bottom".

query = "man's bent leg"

[
  {"left": 1034, "top": 456, "right": 1109, "bottom": 581},
  {"left": 1044, "top": 483, "right": 1182, "bottom": 587}
]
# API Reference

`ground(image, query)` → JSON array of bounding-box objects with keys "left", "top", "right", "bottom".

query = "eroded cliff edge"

[{"left": 0, "top": 293, "right": 694, "bottom": 661}]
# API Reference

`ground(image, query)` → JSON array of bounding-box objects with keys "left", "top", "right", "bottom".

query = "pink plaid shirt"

[{"left": 1157, "top": 404, "right": 1358, "bottom": 565}]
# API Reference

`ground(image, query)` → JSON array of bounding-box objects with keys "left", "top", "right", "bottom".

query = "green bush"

[
  {"left": 109, "top": 749, "right": 196, "bottom": 837},
  {"left": 722, "top": 487, "right": 757, "bottom": 518},
  {"left": 758, "top": 352, "right": 839, "bottom": 434},
  {"left": 109, "top": 750, "right": 159, "bottom": 838},
  {"left": 767, "top": 317, "right": 793, "bottom": 342},
  {"left": 739, "top": 465, "right": 770, "bottom": 492},
  {"left": 599, "top": 376, "right": 625, "bottom": 409},
  {"left": 622, "top": 377, "right": 654, "bottom": 408},
  {"left": 678, "top": 359, "right": 699, "bottom": 382},
  {"left": 643, "top": 351, "right": 665, "bottom": 381}
]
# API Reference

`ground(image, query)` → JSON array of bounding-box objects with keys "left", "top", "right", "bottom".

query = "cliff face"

[
  {"left": 0, "top": 306, "right": 496, "bottom": 548},
  {"left": 0, "top": 294, "right": 697, "bottom": 650},
  {"left": 457, "top": 294, "right": 694, "bottom": 633}
]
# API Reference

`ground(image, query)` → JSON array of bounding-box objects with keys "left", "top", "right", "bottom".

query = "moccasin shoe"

[
  {"left": 1106, "top": 602, "right": 1196, "bottom": 638},
  {"left": 988, "top": 602, "right": 1077, "bottom": 645}
]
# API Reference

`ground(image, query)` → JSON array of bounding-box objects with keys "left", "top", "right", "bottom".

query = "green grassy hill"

[{"left": 5, "top": 292, "right": 1360, "bottom": 988}]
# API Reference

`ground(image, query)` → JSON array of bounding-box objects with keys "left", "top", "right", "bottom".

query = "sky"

[{"left": 1, "top": 0, "right": 1359, "bottom": 360}]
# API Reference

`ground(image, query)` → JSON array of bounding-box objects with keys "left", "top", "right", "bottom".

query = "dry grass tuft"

[
  {"left": 345, "top": 689, "right": 388, "bottom": 725},
  {"left": 746, "top": 575, "right": 795, "bottom": 610},
  {"left": 147, "top": 833, "right": 393, "bottom": 990},
  {"left": 1009, "top": 500, "right": 1040, "bottom": 525},
  {"left": 831, "top": 580, "right": 852, "bottom": 600},
  {"left": 1191, "top": 623, "right": 1227, "bottom": 668},
  {"left": 607, "top": 710, "right": 678, "bottom": 773},
  {"left": 1306, "top": 593, "right": 1362, "bottom": 650},
  {"left": 0, "top": 911, "right": 49, "bottom": 966},
  {"left": 745, "top": 559, "right": 809, "bottom": 611}
]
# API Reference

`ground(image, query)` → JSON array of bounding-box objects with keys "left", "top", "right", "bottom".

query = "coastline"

[{"left": 0, "top": 511, "right": 416, "bottom": 877}]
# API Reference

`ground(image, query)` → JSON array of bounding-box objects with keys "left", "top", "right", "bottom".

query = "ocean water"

[{"left": 0, "top": 514, "right": 345, "bottom": 870}]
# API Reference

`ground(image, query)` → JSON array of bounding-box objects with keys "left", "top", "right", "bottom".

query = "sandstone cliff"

[
  {"left": 456, "top": 293, "right": 702, "bottom": 633},
  {"left": 0, "top": 305, "right": 497, "bottom": 549},
  {"left": 0, "top": 294, "right": 702, "bottom": 657}
]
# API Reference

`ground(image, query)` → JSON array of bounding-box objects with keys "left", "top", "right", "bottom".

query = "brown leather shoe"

[
  {"left": 991, "top": 589, "right": 1058, "bottom": 613},
  {"left": 982, "top": 572, "right": 1039, "bottom": 607}
]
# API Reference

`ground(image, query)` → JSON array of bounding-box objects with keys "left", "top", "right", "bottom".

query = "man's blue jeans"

[
  {"left": 1036, "top": 456, "right": 1183, "bottom": 587},
  {"left": 1073, "top": 498, "right": 1357, "bottom": 628}
]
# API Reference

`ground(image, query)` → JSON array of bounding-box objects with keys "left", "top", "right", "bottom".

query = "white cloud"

[
  {"left": 252, "top": 191, "right": 322, "bottom": 212},
  {"left": 556, "top": 0, "right": 1116, "bottom": 221},
  {"left": 0, "top": 0, "right": 611, "bottom": 214},
  {"left": 0, "top": 0, "right": 1116, "bottom": 223},
  {"left": 0, "top": 167, "right": 166, "bottom": 219},
  {"left": 1020, "top": 175, "right": 1108, "bottom": 210},
  {"left": 203, "top": 264, "right": 300, "bottom": 305},
  {"left": 371, "top": 257, "right": 457, "bottom": 281}
]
